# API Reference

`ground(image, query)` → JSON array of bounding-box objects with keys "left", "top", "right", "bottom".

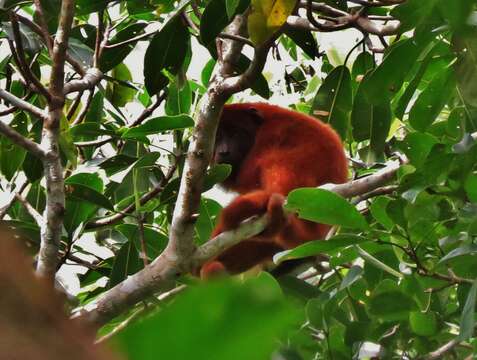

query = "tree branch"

[
  {"left": 36, "top": 0, "right": 75, "bottom": 279},
  {"left": 0, "top": 120, "right": 46, "bottom": 159},
  {"left": 9, "top": 13, "right": 51, "bottom": 101},
  {"left": 0, "top": 88, "right": 47, "bottom": 120},
  {"left": 63, "top": 68, "right": 103, "bottom": 95},
  {"left": 320, "top": 158, "right": 405, "bottom": 198},
  {"left": 15, "top": 193, "right": 44, "bottom": 227}
]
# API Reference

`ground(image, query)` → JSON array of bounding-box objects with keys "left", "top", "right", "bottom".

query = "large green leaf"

[
  {"left": 409, "top": 67, "right": 455, "bottom": 132},
  {"left": 285, "top": 188, "right": 368, "bottom": 229},
  {"left": 274, "top": 234, "right": 368, "bottom": 263},
  {"left": 200, "top": 0, "right": 249, "bottom": 49},
  {"left": 144, "top": 17, "right": 190, "bottom": 94},
  {"left": 122, "top": 115, "right": 194, "bottom": 139},
  {"left": 109, "top": 241, "right": 143, "bottom": 288},
  {"left": 458, "top": 279, "right": 477, "bottom": 341},
  {"left": 361, "top": 39, "right": 422, "bottom": 105},
  {"left": 116, "top": 223, "right": 168, "bottom": 260},
  {"left": 351, "top": 80, "right": 392, "bottom": 158},
  {"left": 0, "top": 113, "right": 27, "bottom": 180},
  {"left": 115, "top": 275, "right": 297, "bottom": 360},
  {"left": 311, "top": 65, "right": 352, "bottom": 139},
  {"left": 101, "top": 23, "right": 148, "bottom": 72}
]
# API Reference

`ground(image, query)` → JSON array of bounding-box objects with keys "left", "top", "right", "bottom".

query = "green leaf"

[
  {"left": 65, "top": 173, "right": 113, "bottom": 210},
  {"left": 203, "top": 164, "right": 232, "bottom": 192},
  {"left": 0, "top": 113, "right": 27, "bottom": 180},
  {"left": 284, "top": 27, "right": 319, "bottom": 59},
  {"left": 311, "top": 65, "right": 352, "bottom": 139},
  {"left": 70, "top": 123, "right": 112, "bottom": 139},
  {"left": 115, "top": 276, "right": 297, "bottom": 360},
  {"left": 409, "top": 311, "right": 438, "bottom": 336},
  {"left": 109, "top": 241, "right": 143, "bottom": 288},
  {"left": 100, "top": 23, "right": 148, "bottom": 72},
  {"left": 106, "top": 63, "right": 135, "bottom": 107},
  {"left": 339, "top": 265, "right": 363, "bottom": 291},
  {"left": 236, "top": 54, "right": 270, "bottom": 99},
  {"left": 390, "top": 0, "right": 440, "bottom": 33},
  {"left": 361, "top": 39, "right": 422, "bottom": 105},
  {"left": 351, "top": 51, "right": 374, "bottom": 81},
  {"left": 60, "top": 116, "right": 77, "bottom": 167},
  {"left": 195, "top": 198, "right": 222, "bottom": 245},
  {"left": 144, "top": 17, "right": 190, "bottom": 94},
  {"left": 67, "top": 184, "right": 114, "bottom": 211},
  {"left": 273, "top": 234, "right": 368, "bottom": 263},
  {"left": 165, "top": 79, "right": 192, "bottom": 116},
  {"left": 369, "top": 196, "right": 393, "bottom": 230},
  {"left": 122, "top": 115, "right": 194, "bottom": 139},
  {"left": 22, "top": 152, "right": 43, "bottom": 182},
  {"left": 75, "top": 0, "right": 108, "bottom": 15},
  {"left": 200, "top": 0, "right": 249, "bottom": 50},
  {"left": 116, "top": 224, "right": 168, "bottom": 260},
  {"left": 285, "top": 188, "right": 367, "bottom": 229},
  {"left": 393, "top": 43, "right": 436, "bottom": 119},
  {"left": 454, "top": 31, "right": 477, "bottom": 107},
  {"left": 67, "top": 37, "right": 94, "bottom": 67},
  {"left": 351, "top": 80, "right": 392, "bottom": 157},
  {"left": 409, "top": 68, "right": 455, "bottom": 132},
  {"left": 399, "top": 132, "right": 437, "bottom": 167},
  {"left": 65, "top": 172, "right": 103, "bottom": 192},
  {"left": 438, "top": 244, "right": 477, "bottom": 264},
  {"left": 85, "top": 91, "right": 105, "bottom": 123},
  {"left": 458, "top": 279, "right": 477, "bottom": 341},
  {"left": 226, "top": 0, "right": 240, "bottom": 18},
  {"left": 98, "top": 154, "right": 137, "bottom": 176},
  {"left": 465, "top": 174, "right": 477, "bottom": 203},
  {"left": 367, "top": 289, "right": 417, "bottom": 322},
  {"left": 201, "top": 59, "right": 216, "bottom": 87},
  {"left": 438, "top": 0, "right": 474, "bottom": 34}
]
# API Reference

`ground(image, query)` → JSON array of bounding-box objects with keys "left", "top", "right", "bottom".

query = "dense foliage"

[{"left": 0, "top": 0, "right": 476, "bottom": 359}]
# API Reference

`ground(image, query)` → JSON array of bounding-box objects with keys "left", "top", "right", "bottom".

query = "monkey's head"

[{"left": 213, "top": 106, "right": 263, "bottom": 180}]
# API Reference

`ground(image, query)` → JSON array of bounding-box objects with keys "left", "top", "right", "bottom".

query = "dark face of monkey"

[{"left": 213, "top": 108, "right": 263, "bottom": 181}]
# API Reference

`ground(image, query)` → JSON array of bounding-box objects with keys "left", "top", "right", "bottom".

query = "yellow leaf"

[
  {"left": 248, "top": 0, "right": 297, "bottom": 45},
  {"left": 267, "top": 0, "right": 296, "bottom": 28}
]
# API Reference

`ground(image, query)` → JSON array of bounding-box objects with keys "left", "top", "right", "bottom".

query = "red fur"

[{"left": 201, "top": 103, "right": 348, "bottom": 277}]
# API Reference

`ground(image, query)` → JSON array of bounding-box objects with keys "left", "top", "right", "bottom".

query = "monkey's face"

[
  {"left": 213, "top": 106, "right": 264, "bottom": 182},
  {"left": 213, "top": 125, "right": 254, "bottom": 171}
]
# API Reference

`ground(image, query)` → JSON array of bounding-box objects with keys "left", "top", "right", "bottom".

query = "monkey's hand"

[{"left": 212, "top": 191, "right": 287, "bottom": 237}]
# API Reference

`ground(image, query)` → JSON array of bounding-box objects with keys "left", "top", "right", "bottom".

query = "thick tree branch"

[{"left": 36, "top": 0, "right": 75, "bottom": 279}]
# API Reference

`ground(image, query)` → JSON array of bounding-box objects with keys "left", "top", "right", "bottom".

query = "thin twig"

[
  {"left": 9, "top": 13, "right": 51, "bottom": 101},
  {"left": 85, "top": 164, "right": 177, "bottom": 229},
  {"left": 0, "top": 119, "right": 46, "bottom": 159},
  {"left": 15, "top": 193, "right": 44, "bottom": 227}
]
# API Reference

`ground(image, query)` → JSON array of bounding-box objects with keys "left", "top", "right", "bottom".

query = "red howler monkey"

[{"left": 200, "top": 103, "right": 348, "bottom": 278}]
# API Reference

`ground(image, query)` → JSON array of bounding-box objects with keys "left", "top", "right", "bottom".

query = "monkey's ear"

[{"left": 247, "top": 107, "right": 264, "bottom": 125}]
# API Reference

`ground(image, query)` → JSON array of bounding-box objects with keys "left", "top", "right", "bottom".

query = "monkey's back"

[{"left": 227, "top": 103, "right": 348, "bottom": 194}]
